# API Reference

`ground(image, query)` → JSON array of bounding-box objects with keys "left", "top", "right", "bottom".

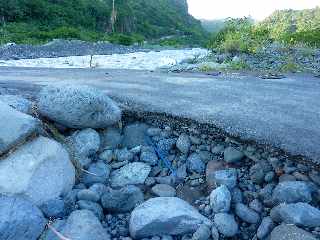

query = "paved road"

[{"left": 0, "top": 67, "right": 319, "bottom": 163}]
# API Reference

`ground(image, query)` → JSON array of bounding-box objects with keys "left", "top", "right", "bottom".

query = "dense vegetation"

[
  {"left": 208, "top": 8, "right": 320, "bottom": 54},
  {"left": 0, "top": 0, "right": 206, "bottom": 45}
]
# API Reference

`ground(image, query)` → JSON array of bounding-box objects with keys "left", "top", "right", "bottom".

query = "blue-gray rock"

[
  {"left": 235, "top": 203, "right": 260, "bottom": 224},
  {"left": 272, "top": 181, "right": 312, "bottom": 204},
  {"left": 63, "top": 189, "right": 79, "bottom": 214},
  {"left": 101, "top": 185, "right": 144, "bottom": 213},
  {"left": 77, "top": 200, "right": 104, "bottom": 220},
  {"left": 77, "top": 189, "right": 100, "bottom": 202},
  {"left": 99, "top": 149, "right": 114, "bottom": 163},
  {"left": 0, "top": 95, "right": 34, "bottom": 114},
  {"left": 110, "top": 162, "right": 151, "bottom": 187},
  {"left": 151, "top": 184, "right": 176, "bottom": 197},
  {"left": 270, "top": 203, "right": 320, "bottom": 227},
  {"left": 61, "top": 210, "right": 110, "bottom": 240},
  {"left": 187, "top": 153, "right": 205, "bottom": 174},
  {"left": 122, "top": 123, "right": 149, "bottom": 149},
  {"left": 257, "top": 217, "right": 274, "bottom": 239},
  {"left": 115, "top": 148, "right": 134, "bottom": 162},
  {"left": 270, "top": 224, "right": 316, "bottom": 240},
  {"left": 40, "top": 198, "right": 66, "bottom": 218},
  {"left": 100, "top": 127, "right": 122, "bottom": 149},
  {"left": 89, "top": 183, "right": 108, "bottom": 198},
  {"left": 67, "top": 128, "right": 100, "bottom": 167},
  {"left": 223, "top": 147, "right": 244, "bottom": 163},
  {"left": 0, "top": 101, "right": 40, "bottom": 155},
  {"left": 250, "top": 163, "right": 266, "bottom": 184},
  {"left": 192, "top": 225, "right": 211, "bottom": 240},
  {"left": 214, "top": 213, "right": 238, "bottom": 237},
  {"left": 140, "top": 147, "right": 158, "bottom": 166},
  {"left": 37, "top": 84, "right": 121, "bottom": 129},
  {"left": 129, "top": 197, "right": 211, "bottom": 238},
  {"left": 211, "top": 169, "right": 237, "bottom": 190},
  {"left": 231, "top": 187, "right": 243, "bottom": 204},
  {"left": 176, "top": 134, "right": 191, "bottom": 154},
  {"left": 81, "top": 161, "right": 111, "bottom": 186},
  {"left": 210, "top": 185, "right": 231, "bottom": 213},
  {"left": 0, "top": 137, "right": 75, "bottom": 206},
  {"left": 249, "top": 199, "right": 263, "bottom": 213},
  {"left": 41, "top": 219, "right": 66, "bottom": 240},
  {"left": 0, "top": 195, "right": 46, "bottom": 240},
  {"left": 211, "top": 225, "right": 219, "bottom": 240}
]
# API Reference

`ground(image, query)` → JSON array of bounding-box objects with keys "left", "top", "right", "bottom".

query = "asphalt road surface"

[{"left": 0, "top": 67, "right": 319, "bottom": 163}]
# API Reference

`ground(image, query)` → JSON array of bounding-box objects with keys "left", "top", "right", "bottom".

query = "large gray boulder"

[
  {"left": 110, "top": 162, "right": 151, "bottom": 188},
  {"left": 0, "top": 137, "right": 75, "bottom": 206},
  {"left": 0, "top": 101, "right": 40, "bottom": 155},
  {"left": 101, "top": 185, "right": 144, "bottom": 213},
  {"left": 129, "top": 197, "right": 211, "bottom": 238},
  {"left": 0, "top": 195, "right": 46, "bottom": 240},
  {"left": 270, "top": 202, "right": 320, "bottom": 227},
  {"left": 37, "top": 84, "right": 121, "bottom": 129},
  {"left": 0, "top": 95, "right": 34, "bottom": 114},
  {"left": 270, "top": 224, "right": 316, "bottom": 240},
  {"left": 55, "top": 210, "right": 110, "bottom": 240},
  {"left": 272, "top": 181, "right": 312, "bottom": 204}
]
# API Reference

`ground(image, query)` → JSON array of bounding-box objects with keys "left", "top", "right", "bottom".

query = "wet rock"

[
  {"left": 214, "top": 213, "right": 238, "bottom": 237},
  {"left": 0, "top": 136, "right": 75, "bottom": 206},
  {"left": 272, "top": 181, "right": 312, "bottom": 204},
  {"left": 129, "top": 197, "right": 211, "bottom": 238},
  {"left": 223, "top": 147, "right": 244, "bottom": 163},
  {"left": 235, "top": 203, "right": 260, "bottom": 224},
  {"left": 176, "top": 134, "right": 191, "bottom": 154},
  {"left": 110, "top": 162, "right": 151, "bottom": 187},
  {"left": 270, "top": 224, "right": 316, "bottom": 240},
  {"left": 38, "top": 84, "right": 121, "bottom": 129},
  {"left": 209, "top": 185, "right": 231, "bottom": 213},
  {"left": 0, "top": 195, "right": 46, "bottom": 240},
  {"left": 187, "top": 153, "right": 205, "bottom": 174},
  {"left": 0, "top": 101, "right": 40, "bottom": 155},
  {"left": 152, "top": 184, "right": 176, "bottom": 197},
  {"left": 101, "top": 185, "right": 144, "bottom": 213}
]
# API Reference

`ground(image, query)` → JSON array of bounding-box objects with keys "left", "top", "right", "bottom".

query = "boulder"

[
  {"left": 209, "top": 185, "right": 231, "bottom": 213},
  {"left": 0, "top": 101, "right": 40, "bottom": 155},
  {"left": 0, "top": 195, "right": 46, "bottom": 240},
  {"left": 37, "top": 84, "right": 121, "bottom": 129},
  {"left": 257, "top": 217, "right": 274, "bottom": 239},
  {"left": 129, "top": 197, "right": 211, "bottom": 238},
  {"left": 110, "top": 162, "right": 151, "bottom": 188},
  {"left": 235, "top": 203, "right": 260, "bottom": 224},
  {"left": 270, "top": 224, "right": 316, "bottom": 240},
  {"left": 270, "top": 202, "right": 320, "bottom": 227},
  {"left": 272, "top": 181, "right": 312, "bottom": 204},
  {"left": 101, "top": 185, "right": 144, "bottom": 213},
  {"left": 0, "top": 95, "right": 34, "bottom": 114},
  {"left": 0, "top": 136, "right": 75, "bottom": 206},
  {"left": 58, "top": 210, "right": 110, "bottom": 240},
  {"left": 214, "top": 213, "right": 238, "bottom": 237}
]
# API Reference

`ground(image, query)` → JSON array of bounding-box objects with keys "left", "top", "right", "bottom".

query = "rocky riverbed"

[{"left": 0, "top": 84, "right": 320, "bottom": 240}]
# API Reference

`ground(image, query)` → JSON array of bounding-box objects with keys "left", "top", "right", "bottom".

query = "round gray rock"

[
  {"left": 0, "top": 137, "right": 75, "bottom": 206},
  {"left": 38, "top": 84, "right": 121, "bottom": 129},
  {"left": 210, "top": 185, "right": 231, "bottom": 213},
  {"left": 235, "top": 203, "right": 260, "bottom": 224},
  {"left": 270, "top": 224, "right": 316, "bottom": 240},
  {"left": 272, "top": 181, "right": 312, "bottom": 204},
  {"left": 0, "top": 95, "right": 34, "bottom": 114},
  {"left": 0, "top": 195, "right": 46, "bottom": 240},
  {"left": 224, "top": 147, "right": 244, "bottom": 163},
  {"left": 129, "top": 197, "right": 211, "bottom": 238},
  {"left": 214, "top": 213, "right": 238, "bottom": 237},
  {"left": 176, "top": 134, "right": 191, "bottom": 154},
  {"left": 151, "top": 184, "right": 176, "bottom": 197}
]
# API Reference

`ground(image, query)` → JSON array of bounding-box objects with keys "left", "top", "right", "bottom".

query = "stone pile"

[{"left": 0, "top": 84, "right": 319, "bottom": 240}]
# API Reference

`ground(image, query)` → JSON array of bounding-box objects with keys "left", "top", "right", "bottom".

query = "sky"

[{"left": 187, "top": 0, "right": 320, "bottom": 20}]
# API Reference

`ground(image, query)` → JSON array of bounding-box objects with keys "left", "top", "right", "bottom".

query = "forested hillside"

[{"left": 0, "top": 0, "right": 206, "bottom": 45}]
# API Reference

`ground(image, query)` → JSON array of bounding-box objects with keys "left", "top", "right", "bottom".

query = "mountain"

[
  {"left": 201, "top": 19, "right": 226, "bottom": 33},
  {"left": 0, "top": 0, "right": 206, "bottom": 44}
]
